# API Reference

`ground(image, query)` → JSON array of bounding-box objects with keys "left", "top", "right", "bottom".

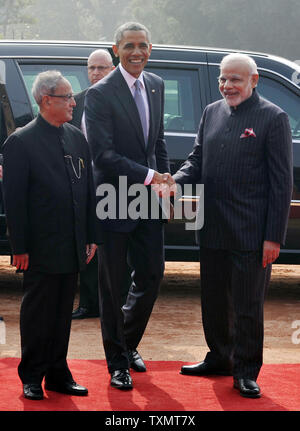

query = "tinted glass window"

[
  {"left": 208, "top": 64, "right": 300, "bottom": 139},
  {"left": 0, "top": 103, "right": 7, "bottom": 148},
  {"left": 258, "top": 76, "right": 300, "bottom": 139},
  {"left": 147, "top": 67, "right": 200, "bottom": 133},
  {"left": 19, "top": 64, "right": 89, "bottom": 116}
]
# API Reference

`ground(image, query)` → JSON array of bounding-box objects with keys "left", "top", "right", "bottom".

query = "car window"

[
  {"left": 208, "top": 64, "right": 300, "bottom": 139},
  {"left": 19, "top": 63, "right": 90, "bottom": 117},
  {"left": 258, "top": 76, "right": 300, "bottom": 139},
  {"left": 146, "top": 67, "right": 201, "bottom": 133},
  {"left": 0, "top": 103, "right": 7, "bottom": 148}
]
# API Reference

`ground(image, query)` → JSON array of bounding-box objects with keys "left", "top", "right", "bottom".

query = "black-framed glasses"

[
  {"left": 88, "top": 65, "right": 113, "bottom": 71},
  {"left": 46, "top": 93, "right": 74, "bottom": 100}
]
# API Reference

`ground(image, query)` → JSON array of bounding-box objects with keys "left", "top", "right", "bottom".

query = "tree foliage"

[
  {"left": 0, "top": 0, "right": 36, "bottom": 37},
  {"left": 0, "top": 0, "right": 299, "bottom": 61}
]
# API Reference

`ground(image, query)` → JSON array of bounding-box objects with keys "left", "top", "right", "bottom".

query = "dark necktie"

[{"left": 134, "top": 79, "right": 148, "bottom": 146}]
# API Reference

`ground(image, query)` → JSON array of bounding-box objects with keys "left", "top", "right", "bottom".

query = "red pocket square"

[{"left": 240, "top": 128, "right": 256, "bottom": 138}]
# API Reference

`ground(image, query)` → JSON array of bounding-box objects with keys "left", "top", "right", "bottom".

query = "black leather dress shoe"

[
  {"left": 45, "top": 380, "right": 88, "bottom": 396},
  {"left": 23, "top": 383, "right": 43, "bottom": 400},
  {"left": 128, "top": 349, "right": 146, "bottom": 372},
  {"left": 234, "top": 378, "right": 261, "bottom": 398},
  {"left": 110, "top": 369, "right": 133, "bottom": 390},
  {"left": 180, "top": 361, "right": 232, "bottom": 376},
  {"left": 72, "top": 306, "right": 99, "bottom": 319}
]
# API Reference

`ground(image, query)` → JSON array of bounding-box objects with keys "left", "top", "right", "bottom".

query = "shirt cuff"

[{"left": 144, "top": 169, "right": 154, "bottom": 185}]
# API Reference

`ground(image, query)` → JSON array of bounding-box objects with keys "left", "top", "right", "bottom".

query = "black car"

[{"left": 0, "top": 40, "right": 300, "bottom": 262}]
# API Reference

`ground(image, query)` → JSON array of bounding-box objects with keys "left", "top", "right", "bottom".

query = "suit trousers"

[
  {"left": 98, "top": 220, "right": 165, "bottom": 373},
  {"left": 200, "top": 247, "right": 271, "bottom": 380},
  {"left": 79, "top": 253, "right": 99, "bottom": 313},
  {"left": 18, "top": 270, "right": 78, "bottom": 384}
]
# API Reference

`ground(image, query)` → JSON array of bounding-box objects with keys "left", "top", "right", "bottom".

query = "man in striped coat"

[{"left": 173, "top": 53, "right": 293, "bottom": 398}]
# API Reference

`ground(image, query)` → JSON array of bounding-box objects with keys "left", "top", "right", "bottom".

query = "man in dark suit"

[
  {"left": 71, "top": 49, "right": 114, "bottom": 320},
  {"left": 85, "top": 22, "right": 174, "bottom": 390},
  {"left": 173, "top": 53, "right": 293, "bottom": 398},
  {"left": 2, "top": 70, "right": 97, "bottom": 400}
]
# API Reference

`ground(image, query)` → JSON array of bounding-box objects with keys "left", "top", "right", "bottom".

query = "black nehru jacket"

[
  {"left": 173, "top": 90, "right": 293, "bottom": 250},
  {"left": 3, "top": 114, "right": 97, "bottom": 273}
]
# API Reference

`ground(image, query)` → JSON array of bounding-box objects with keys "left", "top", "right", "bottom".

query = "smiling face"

[
  {"left": 112, "top": 30, "right": 152, "bottom": 78},
  {"left": 219, "top": 60, "right": 259, "bottom": 107}
]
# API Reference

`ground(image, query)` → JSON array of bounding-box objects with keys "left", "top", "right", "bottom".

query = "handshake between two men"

[{"left": 151, "top": 171, "right": 177, "bottom": 198}]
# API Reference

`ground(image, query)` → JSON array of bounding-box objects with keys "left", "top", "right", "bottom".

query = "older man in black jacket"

[
  {"left": 3, "top": 70, "right": 97, "bottom": 400},
  {"left": 173, "top": 53, "right": 293, "bottom": 398}
]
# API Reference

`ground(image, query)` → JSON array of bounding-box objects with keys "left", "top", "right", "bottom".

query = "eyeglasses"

[
  {"left": 46, "top": 93, "right": 75, "bottom": 100},
  {"left": 88, "top": 65, "right": 113, "bottom": 71}
]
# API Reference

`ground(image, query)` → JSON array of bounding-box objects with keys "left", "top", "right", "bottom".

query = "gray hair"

[
  {"left": 32, "top": 70, "right": 65, "bottom": 105},
  {"left": 220, "top": 53, "right": 258, "bottom": 75},
  {"left": 114, "top": 22, "right": 151, "bottom": 46}
]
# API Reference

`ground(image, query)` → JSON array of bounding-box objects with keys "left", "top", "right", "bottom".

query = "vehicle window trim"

[
  {"left": 148, "top": 59, "right": 207, "bottom": 66},
  {"left": 18, "top": 61, "right": 90, "bottom": 116},
  {"left": 17, "top": 58, "right": 88, "bottom": 64},
  {"left": 146, "top": 63, "right": 203, "bottom": 132},
  {"left": 14, "top": 60, "right": 35, "bottom": 118}
]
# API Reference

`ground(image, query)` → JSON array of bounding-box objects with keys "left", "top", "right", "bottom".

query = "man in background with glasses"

[
  {"left": 71, "top": 49, "right": 119, "bottom": 320},
  {"left": 2, "top": 70, "right": 98, "bottom": 401}
]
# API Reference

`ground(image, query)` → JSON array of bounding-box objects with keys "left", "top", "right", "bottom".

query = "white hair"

[
  {"left": 32, "top": 70, "right": 65, "bottom": 105},
  {"left": 87, "top": 49, "right": 113, "bottom": 65},
  {"left": 220, "top": 53, "right": 258, "bottom": 75}
]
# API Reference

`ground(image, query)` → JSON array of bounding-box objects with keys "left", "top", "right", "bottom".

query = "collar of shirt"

[
  {"left": 37, "top": 113, "right": 65, "bottom": 136},
  {"left": 119, "top": 63, "right": 145, "bottom": 96},
  {"left": 229, "top": 88, "right": 259, "bottom": 114}
]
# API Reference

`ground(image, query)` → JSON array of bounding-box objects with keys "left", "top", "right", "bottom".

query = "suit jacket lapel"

[
  {"left": 143, "top": 73, "right": 155, "bottom": 152},
  {"left": 112, "top": 68, "right": 146, "bottom": 150}
]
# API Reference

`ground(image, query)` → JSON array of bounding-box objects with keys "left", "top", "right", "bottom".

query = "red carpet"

[{"left": 0, "top": 358, "right": 299, "bottom": 411}]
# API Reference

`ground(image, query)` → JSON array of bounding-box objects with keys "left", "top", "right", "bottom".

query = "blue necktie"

[{"left": 134, "top": 80, "right": 148, "bottom": 146}]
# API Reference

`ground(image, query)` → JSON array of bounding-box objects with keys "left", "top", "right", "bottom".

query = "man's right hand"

[
  {"left": 151, "top": 171, "right": 177, "bottom": 197},
  {"left": 151, "top": 171, "right": 173, "bottom": 185},
  {"left": 12, "top": 254, "right": 29, "bottom": 271}
]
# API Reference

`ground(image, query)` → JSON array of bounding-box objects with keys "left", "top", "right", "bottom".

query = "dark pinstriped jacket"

[{"left": 173, "top": 90, "right": 293, "bottom": 250}]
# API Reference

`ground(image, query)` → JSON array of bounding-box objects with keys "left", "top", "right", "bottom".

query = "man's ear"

[
  {"left": 252, "top": 73, "right": 259, "bottom": 88},
  {"left": 112, "top": 44, "right": 118, "bottom": 57}
]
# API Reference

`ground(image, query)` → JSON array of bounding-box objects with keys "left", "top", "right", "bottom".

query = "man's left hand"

[
  {"left": 262, "top": 240, "right": 280, "bottom": 267},
  {"left": 86, "top": 243, "right": 97, "bottom": 264}
]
